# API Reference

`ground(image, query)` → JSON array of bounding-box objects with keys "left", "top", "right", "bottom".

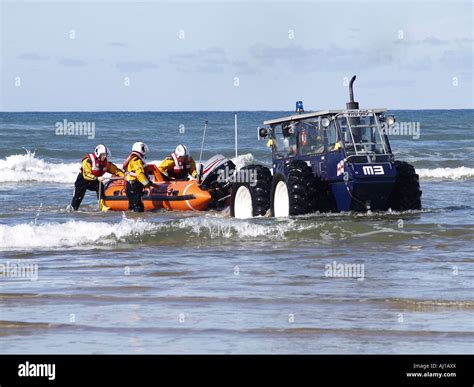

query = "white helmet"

[
  {"left": 95, "top": 144, "right": 111, "bottom": 158},
  {"left": 175, "top": 144, "right": 189, "bottom": 157},
  {"left": 132, "top": 141, "right": 149, "bottom": 157}
]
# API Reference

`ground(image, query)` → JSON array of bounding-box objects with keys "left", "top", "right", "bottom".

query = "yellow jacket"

[
  {"left": 81, "top": 157, "right": 124, "bottom": 181},
  {"left": 158, "top": 156, "right": 198, "bottom": 179},
  {"left": 123, "top": 153, "right": 149, "bottom": 186}
]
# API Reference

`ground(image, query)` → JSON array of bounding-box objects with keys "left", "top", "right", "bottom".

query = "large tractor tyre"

[
  {"left": 312, "top": 178, "right": 337, "bottom": 213},
  {"left": 388, "top": 161, "right": 422, "bottom": 211},
  {"left": 271, "top": 160, "right": 317, "bottom": 217},
  {"left": 230, "top": 165, "right": 272, "bottom": 218}
]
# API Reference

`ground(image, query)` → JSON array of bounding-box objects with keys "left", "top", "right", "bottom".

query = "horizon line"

[{"left": 1, "top": 108, "right": 473, "bottom": 113}]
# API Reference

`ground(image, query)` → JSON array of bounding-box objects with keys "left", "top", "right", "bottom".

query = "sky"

[{"left": 0, "top": 0, "right": 472, "bottom": 111}]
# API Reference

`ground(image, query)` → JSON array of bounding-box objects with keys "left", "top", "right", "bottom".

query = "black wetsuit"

[
  {"left": 125, "top": 180, "right": 145, "bottom": 212},
  {"left": 71, "top": 174, "right": 104, "bottom": 210}
]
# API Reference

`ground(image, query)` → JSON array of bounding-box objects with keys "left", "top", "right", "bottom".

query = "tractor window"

[
  {"left": 326, "top": 120, "right": 341, "bottom": 152},
  {"left": 299, "top": 119, "right": 324, "bottom": 155},
  {"left": 273, "top": 122, "right": 297, "bottom": 158},
  {"left": 339, "top": 115, "right": 387, "bottom": 154},
  {"left": 336, "top": 116, "right": 354, "bottom": 152}
]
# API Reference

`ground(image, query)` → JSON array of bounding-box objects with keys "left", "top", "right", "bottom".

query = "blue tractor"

[{"left": 230, "top": 75, "right": 422, "bottom": 218}]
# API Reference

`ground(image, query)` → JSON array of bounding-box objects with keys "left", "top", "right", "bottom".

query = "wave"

[
  {"left": 0, "top": 151, "right": 263, "bottom": 185},
  {"left": 171, "top": 216, "right": 313, "bottom": 239},
  {"left": 0, "top": 218, "right": 158, "bottom": 250},
  {"left": 417, "top": 167, "right": 474, "bottom": 181},
  {"left": 1, "top": 214, "right": 472, "bottom": 250},
  {"left": 1, "top": 151, "right": 472, "bottom": 185},
  {"left": 0, "top": 216, "right": 322, "bottom": 250},
  {"left": 0, "top": 151, "right": 79, "bottom": 183}
]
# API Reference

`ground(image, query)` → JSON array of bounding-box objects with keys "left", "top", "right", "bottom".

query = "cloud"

[
  {"left": 231, "top": 60, "right": 257, "bottom": 75},
  {"left": 18, "top": 52, "right": 50, "bottom": 61},
  {"left": 439, "top": 49, "right": 472, "bottom": 70},
  {"left": 454, "top": 37, "right": 474, "bottom": 46},
  {"left": 390, "top": 36, "right": 472, "bottom": 71},
  {"left": 423, "top": 36, "right": 448, "bottom": 46},
  {"left": 115, "top": 61, "right": 158, "bottom": 73},
  {"left": 248, "top": 43, "right": 392, "bottom": 72},
  {"left": 58, "top": 58, "right": 87, "bottom": 67},
  {"left": 109, "top": 41, "right": 127, "bottom": 47},
  {"left": 396, "top": 55, "right": 434, "bottom": 72},
  {"left": 169, "top": 47, "right": 229, "bottom": 73},
  {"left": 362, "top": 79, "right": 413, "bottom": 89},
  {"left": 393, "top": 36, "right": 472, "bottom": 47},
  {"left": 168, "top": 43, "right": 398, "bottom": 76},
  {"left": 169, "top": 47, "right": 261, "bottom": 75}
]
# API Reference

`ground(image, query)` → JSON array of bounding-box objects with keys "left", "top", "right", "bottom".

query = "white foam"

[
  {"left": 0, "top": 151, "right": 79, "bottom": 184},
  {"left": 0, "top": 218, "right": 158, "bottom": 250},
  {"left": 417, "top": 167, "right": 474, "bottom": 181},
  {"left": 176, "top": 216, "right": 274, "bottom": 238},
  {"left": 174, "top": 216, "right": 319, "bottom": 239},
  {"left": 0, "top": 216, "right": 318, "bottom": 250},
  {"left": 231, "top": 153, "right": 258, "bottom": 170},
  {"left": 0, "top": 151, "right": 264, "bottom": 184}
]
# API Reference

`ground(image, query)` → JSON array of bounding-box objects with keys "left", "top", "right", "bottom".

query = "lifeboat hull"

[{"left": 103, "top": 164, "right": 212, "bottom": 211}]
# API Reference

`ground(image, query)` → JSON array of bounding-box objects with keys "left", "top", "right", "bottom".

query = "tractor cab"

[
  {"left": 333, "top": 110, "right": 393, "bottom": 159},
  {"left": 265, "top": 109, "right": 393, "bottom": 159}
]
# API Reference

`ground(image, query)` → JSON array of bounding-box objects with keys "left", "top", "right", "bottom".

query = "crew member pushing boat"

[
  {"left": 123, "top": 142, "right": 152, "bottom": 212},
  {"left": 70, "top": 144, "right": 124, "bottom": 210}
]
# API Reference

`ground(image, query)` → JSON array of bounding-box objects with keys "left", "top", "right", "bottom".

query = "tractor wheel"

[
  {"left": 230, "top": 165, "right": 272, "bottom": 218},
  {"left": 388, "top": 161, "right": 422, "bottom": 211},
  {"left": 312, "top": 177, "right": 337, "bottom": 213},
  {"left": 271, "top": 160, "right": 317, "bottom": 217}
]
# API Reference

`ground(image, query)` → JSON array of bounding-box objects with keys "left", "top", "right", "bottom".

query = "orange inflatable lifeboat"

[{"left": 103, "top": 164, "right": 213, "bottom": 211}]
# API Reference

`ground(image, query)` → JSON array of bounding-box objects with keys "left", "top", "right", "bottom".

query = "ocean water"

[{"left": 0, "top": 110, "right": 473, "bottom": 354}]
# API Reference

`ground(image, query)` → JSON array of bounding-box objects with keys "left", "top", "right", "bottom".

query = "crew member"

[
  {"left": 158, "top": 144, "right": 197, "bottom": 180},
  {"left": 123, "top": 142, "right": 152, "bottom": 212},
  {"left": 71, "top": 144, "right": 124, "bottom": 211}
]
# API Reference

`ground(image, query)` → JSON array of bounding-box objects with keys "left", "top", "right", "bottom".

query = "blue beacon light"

[{"left": 296, "top": 101, "right": 304, "bottom": 113}]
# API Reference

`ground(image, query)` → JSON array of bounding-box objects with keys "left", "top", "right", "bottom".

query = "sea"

[{"left": 0, "top": 110, "right": 473, "bottom": 353}]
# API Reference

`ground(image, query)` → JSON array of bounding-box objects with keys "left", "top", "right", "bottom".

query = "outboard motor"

[{"left": 200, "top": 154, "right": 236, "bottom": 207}]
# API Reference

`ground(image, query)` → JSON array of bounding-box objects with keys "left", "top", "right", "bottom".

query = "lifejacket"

[
  {"left": 170, "top": 152, "right": 191, "bottom": 178},
  {"left": 123, "top": 151, "right": 145, "bottom": 178},
  {"left": 81, "top": 153, "right": 107, "bottom": 177},
  {"left": 301, "top": 128, "right": 307, "bottom": 147}
]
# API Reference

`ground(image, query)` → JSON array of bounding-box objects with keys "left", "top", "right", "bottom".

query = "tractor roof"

[{"left": 263, "top": 109, "right": 387, "bottom": 126}]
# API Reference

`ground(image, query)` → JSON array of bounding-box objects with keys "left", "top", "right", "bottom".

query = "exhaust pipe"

[{"left": 346, "top": 75, "right": 359, "bottom": 110}]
